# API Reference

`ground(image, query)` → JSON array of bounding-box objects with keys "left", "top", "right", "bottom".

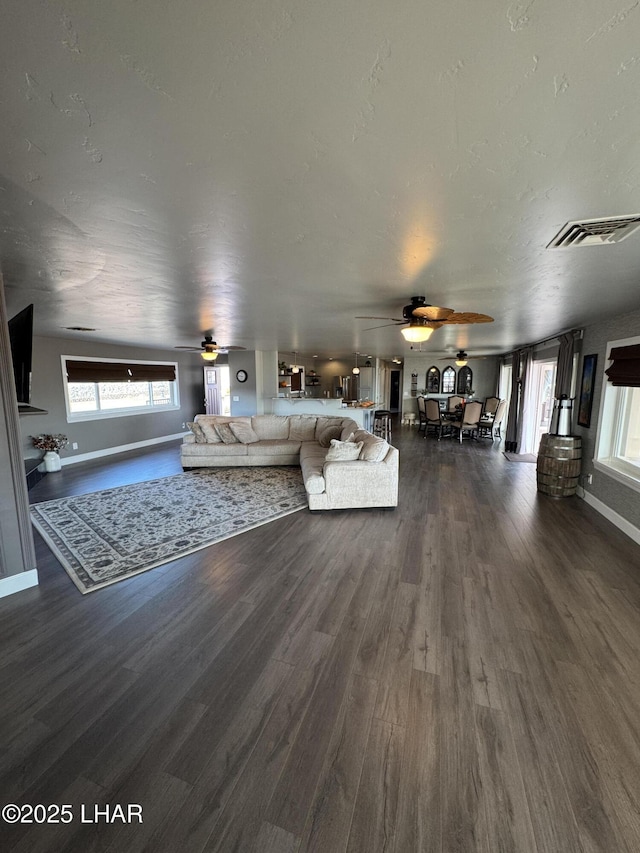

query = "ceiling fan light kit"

[{"left": 400, "top": 321, "right": 439, "bottom": 343}]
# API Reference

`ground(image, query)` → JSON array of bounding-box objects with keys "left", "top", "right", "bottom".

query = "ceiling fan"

[
  {"left": 357, "top": 295, "right": 494, "bottom": 342},
  {"left": 439, "top": 350, "right": 487, "bottom": 366},
  {"left": 174, "top": 334, "right": 246, "bottom": 361}
]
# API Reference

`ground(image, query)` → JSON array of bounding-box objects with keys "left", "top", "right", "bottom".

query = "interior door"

[{"left": 204, "top": 367, "right": 221, "bottom": 415}]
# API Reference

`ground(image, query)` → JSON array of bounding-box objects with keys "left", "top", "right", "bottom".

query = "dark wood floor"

[{"left": 2, "top": 427, "right": 640, "bottom": 852}]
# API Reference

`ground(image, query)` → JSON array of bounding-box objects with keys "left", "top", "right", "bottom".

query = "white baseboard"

[
  {"left": 59, "top": 432, "right": 187, "bottom": 467},
  {"left": 0, "top": 569, "right": 39, "bottom": 599},
  {"left": 578, "top": 487, "right": 640, "bottom": 547}
]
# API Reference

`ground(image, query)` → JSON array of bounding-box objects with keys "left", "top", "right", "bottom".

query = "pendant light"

[
  {"left": 291, "top": 351, "right": 300, "bottom": 373},
  {"left": 352, "top": 352, "right": 360, "bottom": 374}
]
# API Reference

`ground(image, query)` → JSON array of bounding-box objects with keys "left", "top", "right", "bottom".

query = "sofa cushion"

[
  {"left": 229, "top": 421, "right": 259, "bottom": 444},
  {"left": 247, "top": 439, "right": 301, "bottom": 457},
  {"left": 181, "top": 441, "right": 248, "bottom": 458},
  {"left": 214, "top": 422, "right": 240, "bottom": 444},
  {"left": 317, "top": 423, "right": 343, "bottom": 447},
  {"left": 251, "top": 414, "right": 290, "bottom": 440},
  {"left": 326, "top": 438, "right": 363, "bottom": 461},
  {"left": 353, "top": 429, "right": 389, "bottom": 462},
  {"left": 187, "top": 421, "right": 207, "bottom": 443},
  {"left": 289, "top": 415, "right": 317, "bottom": 442}
]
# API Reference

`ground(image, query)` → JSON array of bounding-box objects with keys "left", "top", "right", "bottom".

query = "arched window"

[
  {"left": 457, "top": 366, "right": 473, "bottom": 395},
  {"left": 442, "top": 366, "right": 456, "bottom": 394},
  {"left": 426, "top": 366, "right": 440, "bottom": 393}
]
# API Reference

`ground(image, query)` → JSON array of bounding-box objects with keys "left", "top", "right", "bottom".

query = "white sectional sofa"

[{"left": 181, "top": 413, "right": 399, "bottom": 511}]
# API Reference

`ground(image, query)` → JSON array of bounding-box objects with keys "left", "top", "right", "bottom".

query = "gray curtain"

[
  {"left": 515, "top": 346, "right": 532, "bottom": 452},
  {"left": 505, "top": 351, "right": 520, "bottom": 451},
  {"left": 554, "top": 332, "right": 575, "bottom": 398},
  {"left": 504, "top": 347, "right": 533, "bottom": 452}
]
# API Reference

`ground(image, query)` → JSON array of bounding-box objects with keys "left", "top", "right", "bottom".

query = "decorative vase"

[{"left": 43, "top": 451, "right": 62, "bottom": 472}]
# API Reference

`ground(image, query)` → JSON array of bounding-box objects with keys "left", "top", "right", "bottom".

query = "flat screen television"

[{"left": 8, "top": 304, "right": 34, "bottom": 406}]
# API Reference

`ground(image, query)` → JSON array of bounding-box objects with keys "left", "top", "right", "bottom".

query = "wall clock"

[{"left": 236, "top": 369, "right": 248, "bottom": 383}]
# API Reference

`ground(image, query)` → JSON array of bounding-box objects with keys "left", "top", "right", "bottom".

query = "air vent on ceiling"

[{"left": 548, "top": 215, "right": 640, "bottom": 248}]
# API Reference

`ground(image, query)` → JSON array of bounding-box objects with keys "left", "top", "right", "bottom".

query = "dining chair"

[
  {"left": 447, "top": 395, "right": 464, "bottom": 412},
  {"left": 416, "top": 396, "right": 427, "bottom": 433},
  {"left": 424, "top": 398, "right": 446, "bottom": 439},
  {"left": 450, "top": 400, "right": 483, "bottom": 443},
  {"left": 491, "top": 399, "right": 508, "bottom": 438},
  {"left": 482, "top": 396, "right": 500, "bottom": 418},
  {"left": 479, "top": 398, "right": 507, "bottom": 439}
]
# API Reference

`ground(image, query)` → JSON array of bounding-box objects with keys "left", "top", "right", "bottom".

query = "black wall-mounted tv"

[{"left": 8, "top": 304, "right": 34, "bottom": 406}]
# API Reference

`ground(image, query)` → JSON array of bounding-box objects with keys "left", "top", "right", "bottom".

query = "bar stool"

[{"left": 373, "top": 410, "right": 392, "bottom": 442}]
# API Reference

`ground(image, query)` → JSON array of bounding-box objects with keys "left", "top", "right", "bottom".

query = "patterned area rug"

[{"left": 31, "top": 467, "right": 307, "bottom": 594}]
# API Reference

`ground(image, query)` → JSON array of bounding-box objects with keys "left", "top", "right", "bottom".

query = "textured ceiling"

[{"left": 2, "top": 0, "right": 640, "bottom": 361}]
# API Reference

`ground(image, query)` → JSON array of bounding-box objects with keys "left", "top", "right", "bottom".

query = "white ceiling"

[{"left": 2, "top": 0, "right": 640, "bottom": 362}]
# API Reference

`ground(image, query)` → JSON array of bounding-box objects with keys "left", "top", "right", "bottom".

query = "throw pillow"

[
  {"left": 289, "top": 415, "right": 317, "bottom": 442},
  {"left": 229, "top": 421, "right": 259, "bottom": 444},
  {"left": 325, "top": 438, "right": 363, "bottom": 461},
  {"left": 198, "top": 420, "right": 223, "bottom": 443},
  {"left": 187, "top": 422, "right": 207, "bottom": 443},
  {"left": 353, "top": 429, "right": 389, "bottom": 462},
  {"left": 318, "top": 424, "right": 343, "bottom": 448},
  {"left": 214, "top": 422, "right": 239, "bottom": 444}
]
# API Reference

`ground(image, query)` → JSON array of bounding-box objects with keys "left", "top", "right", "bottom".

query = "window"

[
  {"left": 62, "top": 356, "right": 179, "bottom": 422},
  {"left": 595, "top": 335, "right": 640, "bottom": 492},
  {"left": 442, "top": 366, "right": 456, "bottom": 394}
]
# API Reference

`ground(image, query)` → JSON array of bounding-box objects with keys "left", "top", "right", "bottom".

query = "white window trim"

[
  {"left": 62, "top": 355, "right": 180, "bottom": 423},
  {"left": 593, "top": 334, "right": 640, "bottom": 494}
]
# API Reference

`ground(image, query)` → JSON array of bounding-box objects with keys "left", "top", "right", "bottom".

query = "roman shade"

[
  {"left": 605, "top": 344, "right": 640, "bottom": 387},
  {"left": 65, "top": 360, "right": 176, "bottom": 383}
]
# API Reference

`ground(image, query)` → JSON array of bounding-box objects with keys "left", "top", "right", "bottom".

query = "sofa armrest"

[
  {"left": 322, "top": 446, "right": 399, "bottom": 507},
  {"left": 183, "top": 433, "right": 196, "bottom": 444}
]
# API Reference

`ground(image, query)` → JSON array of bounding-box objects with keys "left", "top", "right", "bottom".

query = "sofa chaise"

[{"left": 181, "top": 413, "right": 399, "bottom": 511}]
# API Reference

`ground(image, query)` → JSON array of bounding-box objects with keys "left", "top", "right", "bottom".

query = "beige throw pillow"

[
  {"left": 318, "top": 424, "right": 343, "bottom": 448},
  {"left": 325, "top": 438, "right": 363, "bottom": 461},
  {"left": 353, "top": 429, "right": 389, "bottom": 462},
  {"left": 229, "top": 421, "right": 259, "bottom": 444},
  {"left": 198, "top": 420, "right": 223, "bottom": 443},
  {"left": 214, "top": 422, "right": 239, "bottom": 444},
  {"left": 187, "top": 421, "right": 207, "bottom": 443}
]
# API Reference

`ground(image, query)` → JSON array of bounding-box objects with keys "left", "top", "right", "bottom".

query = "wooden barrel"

[{"left": 537, "top": 434, "right": 582, "bottom": 497}]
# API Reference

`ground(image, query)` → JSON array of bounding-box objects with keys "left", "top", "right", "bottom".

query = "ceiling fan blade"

[
  {"left": 440, "top": 312, "right": 494, "bottom": 324},
  {"left": 356, "top": 315, "right": 404, "bottom": 322},
  {"left": 361, "top": 322, "right": 405, "bottom": 331},
  {"left": 411, "top": 305, "right": 455, "bottom": 321},
  {"left": 174, "top": 346, "right": 203, "bottom": 351}
]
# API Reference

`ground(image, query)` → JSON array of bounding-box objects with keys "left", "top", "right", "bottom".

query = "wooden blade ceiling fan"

[
  {"left": 174, "top": 334, "right": 246, "bottom": 361},
  {"left": 356, "top": 296, "right": 494, "bottom": 342}
]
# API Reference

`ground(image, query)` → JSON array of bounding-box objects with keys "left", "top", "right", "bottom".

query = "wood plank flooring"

[{"left": 1, "top": 430, "right": 640, "bottom": 852}]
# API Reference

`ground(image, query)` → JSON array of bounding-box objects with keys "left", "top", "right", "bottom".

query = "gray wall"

[
  {"left": 19, "top": 335, "right": 204, "bottom": 462},
  {"left": 576, "top": 307, "right": 640, "bottom": 530}
]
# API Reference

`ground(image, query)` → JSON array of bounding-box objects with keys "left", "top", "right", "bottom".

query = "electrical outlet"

[
  {"left": 72, "top": 442, "right": 78, "bottom": 450},
  {"left": 181, "top": 422, "right": 186, "bottom": 429},
  {"left": 587, "top": 473, "right": 593, "bottom": 484}
]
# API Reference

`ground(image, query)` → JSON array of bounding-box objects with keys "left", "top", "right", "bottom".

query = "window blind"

[
  {"left": 605, "top": 344, "right": 640, "bottom": 387},
  {"left": 65, "top": 360, "right": 176, "bottom": 383}
]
